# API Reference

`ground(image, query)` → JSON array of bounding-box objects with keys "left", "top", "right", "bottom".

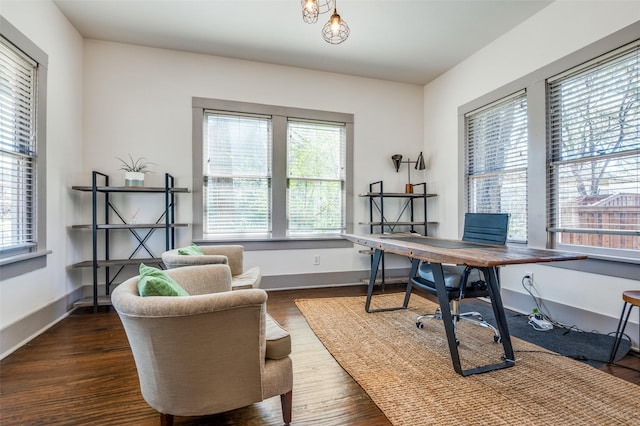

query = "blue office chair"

[{"left": 410, "top": 213, "right": 510, "bottom": 343}]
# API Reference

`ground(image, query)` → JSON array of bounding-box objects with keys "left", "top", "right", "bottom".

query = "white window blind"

[
  {"left": 547, "top": 42, "right": 639, "bottom": 258},
  {"left": 0, "top": 37, "right": 37, "bottom": 253},
  {"left": 465, "top": 91, "right": 528, "bottom": 242},
  {"left": 287, "top": 119, "right": 346, "bottom": 235},
  {"left": 203, "top": 112, "right": 272, "bottom": 237}
]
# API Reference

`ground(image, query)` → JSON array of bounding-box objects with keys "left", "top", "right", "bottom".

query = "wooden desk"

[{"left": 342, "top": 233, "right": 587, "bottom": 376}]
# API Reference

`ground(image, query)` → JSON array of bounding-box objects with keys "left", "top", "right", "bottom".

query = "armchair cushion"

[
  {"left": 232, "top": 267, "right": 262, "bottom": 290},
  {"left": 265, "top": 315, "right": 291, "bottom": 360},
  {"left": 137, "top": 263, "right": 189, "bottom": 297},
  {"left": 177, "top": 243, "right": 204, "bottom": 256},
  {"left": 162, "top": 245, "right": 261, "bottom": 290}
]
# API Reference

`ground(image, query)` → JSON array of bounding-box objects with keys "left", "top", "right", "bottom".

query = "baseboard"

[
  {"left": 501, "top": 288, "right": 639, "bottom": 351},
  {"left": 261, "top": 270, "right": 365, "bottom": 290},
  {"left": 260, "top": 268, "right": 412, "bottom": 291},
  {"left": 0, "top": 287, "right": 83, "bottom": 360}
]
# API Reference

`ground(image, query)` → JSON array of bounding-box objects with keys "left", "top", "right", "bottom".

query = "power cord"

[
  {"left": 521, "top": 275, "right": 585, "bottom": 333},
  {"left": 521, "top": 275, "right": 631, "bottom": 342},
  {"left": 522, "top": 276, "right": 556, "bottom": 331},
  {"left": 520, "top": 275, "right": 638, "bottom": 365}
]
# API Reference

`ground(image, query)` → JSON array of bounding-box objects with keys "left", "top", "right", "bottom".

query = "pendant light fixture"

[
  {"left": 301, "top": 0, "right": 349, "bottom": 45},
  {"left": 322, "top": 1, "right": 350, "bottom": 44},
  {"left": 301, "top": 0, "right": 335, "bottom": 24}
]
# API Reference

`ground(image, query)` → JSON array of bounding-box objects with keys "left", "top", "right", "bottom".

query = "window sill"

[
  {"left": 193, "top": 237, "right": 354, "bottom": 251},
  {"left": 0, "top": 250, "right": 51, "bottom": 280},
  {"left": 546, "top": 256, "right": 639, "bottom": 281}
]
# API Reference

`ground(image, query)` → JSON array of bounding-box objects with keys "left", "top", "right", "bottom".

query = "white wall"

[
  {"left": 81, "top": 40, "right": 425, "bottom": 282},
  {"left": 423, "top": 1, "right": 640, "bottom": 342},
  {"left": 0, "top": 0, "right": 85, "bottom": 353},
  {"left": 3, "top": 0, "right": 637, "bottom": 358}
]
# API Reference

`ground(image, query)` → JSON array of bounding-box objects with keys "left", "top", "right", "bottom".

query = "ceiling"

[{"left": 53, "top": 0, "right": 553, "bottom": 85}]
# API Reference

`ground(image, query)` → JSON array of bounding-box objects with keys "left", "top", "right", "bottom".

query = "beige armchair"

[
  {"left": 161, "top": 245, "right": 261, "bottom": 290},
  {"left": 111, "top": 264, "right": 292, "bottom": 425}
]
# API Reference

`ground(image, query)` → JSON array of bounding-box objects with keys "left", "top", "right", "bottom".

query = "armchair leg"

[
  {"left": 280, "top": 390, "right": 293, "bottom": 425},
  {"left": 160, "top": 413, "right": 174, "bottom": 426}
]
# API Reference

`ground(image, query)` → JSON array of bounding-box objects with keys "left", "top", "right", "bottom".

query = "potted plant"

[{"left": 117, "top": 155, "right": 154, "bottom": 187}]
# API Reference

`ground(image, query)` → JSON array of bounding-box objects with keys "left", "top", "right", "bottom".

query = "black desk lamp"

[{"left": 392, "top": 152, "right": 426, "bottom": 193}]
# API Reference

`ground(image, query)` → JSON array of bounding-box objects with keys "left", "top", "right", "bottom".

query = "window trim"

[
  {"left": 458, "top": 20, "right": 640, "bottom": 272},
  {"left": 0, "top": 17, "right": 49, "bottom": 280},
  {"left": 546, "top": 42, "right": 639, "bottom": 261},
  {"left": 464, "top": 90, "right": 529, "bottom": 244},
  {"left": 192, "top": 97, "right": 354, "bottom": 250}
]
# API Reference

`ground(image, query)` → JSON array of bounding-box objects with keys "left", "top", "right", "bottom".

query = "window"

[
  {"left": 464, "top": 91, "right": 528, "bottom": 243},
  {"left": 204, "top": 112, "right": 272, "bottom": 237},
  {"left": 547, "top": 42, "right": 639, "bottom": 260},
  {"left": 193, "top": 98, "right": 353, "bottom": 249},
  {"left": 460, "top": 24, "right": 640, "bottom": 274},
  {"left": 287, "top": 119, "right": 345, "bottom": 236},
  {"left": 0, "top": 17, "right": 48, "bottom": 279},
  {"left": 1, "top": 38, "right": 37, "bottom": 254}
]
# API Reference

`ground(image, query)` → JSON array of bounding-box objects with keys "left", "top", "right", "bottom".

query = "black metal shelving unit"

[
  {"left": 359, "top": 180, "right": 437, "bottom": 284},
  {"left": 71, "top": 171, "right": 190, "bottom": 311}
]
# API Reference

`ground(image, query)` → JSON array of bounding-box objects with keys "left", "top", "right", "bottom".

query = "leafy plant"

[{"left": 116, "top": 154, "right": 155, "bottom": 174}]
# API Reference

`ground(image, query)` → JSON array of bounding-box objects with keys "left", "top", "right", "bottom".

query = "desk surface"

[{"left": 342, "top": 233, "right": 587, "bottom": 267}]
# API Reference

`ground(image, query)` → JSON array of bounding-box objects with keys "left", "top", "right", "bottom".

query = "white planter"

[{"left": 124, "top": 171, "right": 145, "bottom": 187}]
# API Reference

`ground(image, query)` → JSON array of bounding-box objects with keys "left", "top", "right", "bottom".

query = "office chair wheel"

[
  {"left": 493, "top": 335, "right": 501, "bottom": 343},
  {"left": 416, "top": 321, "right": 424, "bottom": 329}
]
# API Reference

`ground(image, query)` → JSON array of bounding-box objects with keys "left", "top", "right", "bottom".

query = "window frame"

[
  {"left": 458, "top": 21, "right": 640, "bottom": 278},
  {"left": 286, "top": 118, "right": 347, "bottom": 237},
  {"left": 546, "top": 42, "right": 639, "bottom": 262},
  {"left": 192, "top": 97, "right": 354, "bottom": 250},
  {"left": 0, "top": 17, "right": 49, "bottom": 280},
  {"left": 464, "top": 90, "right": 529, "bottom": 244}
]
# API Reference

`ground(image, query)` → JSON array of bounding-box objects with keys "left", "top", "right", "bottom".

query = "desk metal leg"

[
  {"left": 480, "top": 267, "right": 516, "bottom": 370},
  {"left": 365, "top": 249, "right": 414, "bottom": 313},
  {"left": 364, "top": 249, "right": 382, "bottom": 313},
  {"left": 435, "top": 264, "right": 516, "bottom": 376},
  {"left": 402, "top": 258, "right": 420, "bottom": 307},
  {"left": 431, "top": 263, "right": 464, "bottom": 374},
  {"left": 484, "top": 267, "right": 515, "bottom": 363}
]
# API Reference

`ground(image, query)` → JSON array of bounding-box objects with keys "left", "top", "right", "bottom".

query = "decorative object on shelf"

[
  {"left": 129, "top": 208, "right": 140, "bottom": 224},
  {"left": 391, "top": 152, "right": 426, "bottom": 193},
  {"left": 117, "top": 154, "right": 155, "bottom": 187},
  {"left": 301, "top": 0, "right": 334, "bottom": 24},
  {"left": 301, "top": 0, "right": 349, "bottom": 44}
]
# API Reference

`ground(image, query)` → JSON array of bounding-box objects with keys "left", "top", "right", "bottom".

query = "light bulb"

[
  {"left": 330, "top": 15, "right": 341, "bottom": 34},
  {"left": 304, "top": 0, "right": 317, "bottom": 13}
]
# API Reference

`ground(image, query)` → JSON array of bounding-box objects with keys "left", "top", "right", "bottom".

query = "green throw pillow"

[
  {"left": 177, "top": 243, "right": 204, "bottom": 256},
  {"left": 137, "top": 263, "right": 189, "bottom": 297}
]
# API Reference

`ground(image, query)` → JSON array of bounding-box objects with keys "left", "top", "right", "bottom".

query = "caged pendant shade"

[
  {"left": 322, "top": 4, "right": 350, "bottom": 45},
  {"left": 301, "top": 0, "right": 335, "bottom": 24}
]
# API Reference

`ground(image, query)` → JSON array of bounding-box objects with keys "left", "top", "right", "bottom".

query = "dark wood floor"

[{"left": 1, "top": 285, "right": 638, "bottom": 425}]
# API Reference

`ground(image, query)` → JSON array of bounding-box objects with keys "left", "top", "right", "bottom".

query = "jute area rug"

[{"left": 295, "top": 293, "right": 640, "bottom": 425}]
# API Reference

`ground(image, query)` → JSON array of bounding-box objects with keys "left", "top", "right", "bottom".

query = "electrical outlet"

[
  {"left": 523, "top": 271, "right": 534, "bottom": 288},
  {"left": 313, "top": 255, "right": 320, "bottom": 265}
]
